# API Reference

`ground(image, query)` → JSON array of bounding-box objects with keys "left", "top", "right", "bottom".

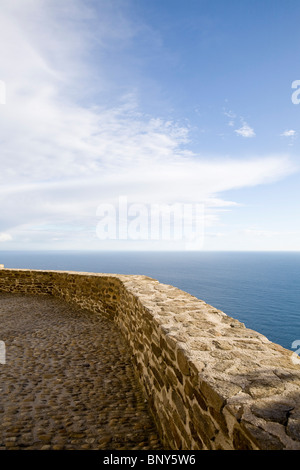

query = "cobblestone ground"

[{"left": 0, "top": 294, "right": 163, "bottom": 450}]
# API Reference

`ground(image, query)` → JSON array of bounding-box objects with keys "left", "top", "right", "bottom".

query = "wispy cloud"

[
  {"left": 223, "top": 107, "right": 255, "bottom": 137},
  {"left": 243, "top": 228, "right": 299, "bottom": 238},
  {"left": 223, "top": 108, "right": 236, "bottom": 128},
  {"left": 234, "top": 121, "right": 256, "bottom": 138},
  {"left": 281, "top": 129, "right": 297, "bottom": 137},
  {"left": 280, "top": 129, "right": 297, "bottom": 147},
  {"left": 223, "top": 109, "right": 236, "bottom": 119}
]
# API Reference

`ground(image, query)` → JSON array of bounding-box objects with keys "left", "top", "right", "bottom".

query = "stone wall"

[{"left": 0, "top": 267, "right": 300, "bottom": 450}]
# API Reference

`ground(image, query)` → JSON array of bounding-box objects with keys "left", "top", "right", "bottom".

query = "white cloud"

[
  {"left": 223, "top": 107, "right": 255, "bottom": 137},
  {"left": 281, "top": 129, "right": 296, "bottom": 137},
  {"left": 0, "top": 233, "right": 12, "bottom": 242},
  {"left": 234, "top": 122, "right": 255, "bottom": 138}
]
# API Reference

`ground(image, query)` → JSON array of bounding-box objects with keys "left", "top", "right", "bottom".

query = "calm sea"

[{"left": 0, "top": 250, "right": 299, "bottom": 352}]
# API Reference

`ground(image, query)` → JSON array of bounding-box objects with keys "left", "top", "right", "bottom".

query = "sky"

[{"left": 0, "top": 0, "right": 300, "bottom": 251}]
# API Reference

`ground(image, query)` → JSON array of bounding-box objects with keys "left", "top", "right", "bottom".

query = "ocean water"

[{"left": 0, "top": 250, "right": 299, "bottom": 352}]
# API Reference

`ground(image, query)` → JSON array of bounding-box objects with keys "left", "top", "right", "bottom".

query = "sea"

[{"left": 0, "top": 250, "right": 299, "bottom": 352}]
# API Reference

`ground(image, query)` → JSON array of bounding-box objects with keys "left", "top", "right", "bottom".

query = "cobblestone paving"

[{"left": 0, "top": 294, "right": 163, "bottom": 450}]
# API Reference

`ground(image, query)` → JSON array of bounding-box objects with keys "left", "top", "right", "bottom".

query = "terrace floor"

[{"left": 0, "top": 293, "right": 162, "bottom": 450}]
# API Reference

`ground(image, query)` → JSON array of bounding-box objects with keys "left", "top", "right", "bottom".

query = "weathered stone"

[
  {"left": 184, "top": 378, "right": 195, "bottom": 400},
  {"left": 240, "top": 421, "right": 285, "bottom": 450},
  {"left": 212, "top": 340, "right": 233, "bottom": 350},
  {"left": 188, "top": 420, "right": 204, "bottom": 450},
  {"left": 251, "top": 401, "right": 294, "bottom": 425},
  {"left": 209, "top": 406, "right": 229, "bottom": 437},
  {"left": 149, "top": 365, "right": 164, "bottom": 389},
  {"left": 165, "top": 367, "right": 178, "bottom": 388},
  {"left": 199, "top": 380, "right": 226, "bottom": 412},
  {"left": 172, "top": 390, "right": 186, "bottom": 423},
  {"left": 232, "top": 426, "right": 256, "bottom": 450},
  {"left": 245, "top": 376, "right": 285, "bottom": 399},
  {"left": 192, "top": 404, "right": 217, "bottom": 449},
  {"left": 287, "top": 418, "right": 300, "bottom": 441},
  {"left": 194, "top": 389, "right": 208, "bottom": 411},
  {"left": 1, "top": 268, "right": 300, "bottom": 451},
  {"left": 171, "top": 410, "right": 191, "bottom": 448},
  {"left": 151, "top": 342, "right": 162, "bottom": 359},
  {"left": 176, "top": 347, "right": 190, "bottom": 376}
]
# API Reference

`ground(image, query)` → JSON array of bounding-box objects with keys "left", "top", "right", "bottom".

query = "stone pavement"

[{"left": 0, "top": 294, "right": 163, "bottom": 450}]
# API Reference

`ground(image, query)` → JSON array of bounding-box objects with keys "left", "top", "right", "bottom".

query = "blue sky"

[{"left": 0, "top": 0, "right": 299, "bottom": 250}]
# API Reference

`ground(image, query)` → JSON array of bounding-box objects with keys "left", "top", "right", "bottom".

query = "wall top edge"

[
  {"left": 0, "top": 266, "right": 297, "bottom": 365},
  {"left": 0, "top": 267, "right": 156, "bottom": 281}
]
